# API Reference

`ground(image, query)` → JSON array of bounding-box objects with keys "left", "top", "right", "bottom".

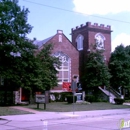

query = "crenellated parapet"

[{"left": 71, "top": 22, "right": 111, "bottom": 32}]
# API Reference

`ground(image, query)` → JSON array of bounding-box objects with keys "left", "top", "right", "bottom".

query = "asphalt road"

[{"left": 0, "top": 113, "right": 130, "bottom": 130}]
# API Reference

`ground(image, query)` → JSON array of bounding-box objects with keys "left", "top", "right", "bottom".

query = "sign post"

[{"left": 71, "top": 80, "right": 77, "bottom": 115}]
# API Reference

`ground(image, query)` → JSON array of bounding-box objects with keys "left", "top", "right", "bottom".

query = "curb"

[{"left": 41, "top": 112, "right": 130, "bottom": 121}]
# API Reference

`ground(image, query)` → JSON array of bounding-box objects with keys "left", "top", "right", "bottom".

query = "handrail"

[
  {"left": 110, "top": 87, "right": 121, "bottom": 95},
  {"left": 99, "top": 86, "right": 115, "bottom": 97},
  {"left": 106, "top": 87, "right": 121, "bottom": 98}
]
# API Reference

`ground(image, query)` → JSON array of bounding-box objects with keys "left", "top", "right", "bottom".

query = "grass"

[
  {"left": 24, "top": 102, "right": 130, "bottom": 112},
  {"left": 0, "top": 107, "right": 33, "bottom": 116},
  {"left": 0, "top": 102, "right": 129, "bottom": 116}
]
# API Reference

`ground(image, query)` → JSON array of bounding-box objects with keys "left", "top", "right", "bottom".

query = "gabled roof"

[
  {"left": 35, "top": 35, "right": 54, "bottom": 48},
  {"left": 33, "top": 30, "right": 75, "bottom": 50}
]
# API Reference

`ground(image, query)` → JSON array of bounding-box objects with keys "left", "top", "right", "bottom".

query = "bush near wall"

[
  {"left": 86, "top": 88, "right": 109, "bottom": 102},
  {"left": 85, "top": 95, "right": 95, "bottom": 103},
  {"left": 85, "top": 95, "right": 108, "bottom": 103},
  {"left": 66, "top": 95, "right": 77, "bottom": 104},
  {"left": 61, "top": 92, "right": 72, "bottom": 102},
  {"left": 0, "top": 91, "right": 14, "bottom": 106},
  {"left": 0, "top": 91, "right": 4, "bottom": 105},
  {"left": 114, "top": 98, "right": 125, "bottom": 105},
  {"left": 125, "top": 100, "right": 130, "bottom": 103}
]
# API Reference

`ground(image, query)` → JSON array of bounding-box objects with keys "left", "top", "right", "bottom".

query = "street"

[{"left": 0, "top": 113, "right": 130, "bottom": 130}]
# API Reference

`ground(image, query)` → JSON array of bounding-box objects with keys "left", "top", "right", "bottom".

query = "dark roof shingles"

[{"left": 36, "top": 36, "right": 54, "bottom": 48}]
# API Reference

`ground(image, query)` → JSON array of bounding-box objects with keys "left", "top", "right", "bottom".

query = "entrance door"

[{"left": 21, "top": 88, "right": 29, "bottom": 101}]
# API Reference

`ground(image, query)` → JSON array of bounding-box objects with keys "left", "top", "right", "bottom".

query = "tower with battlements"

[{"left": 71, "top": 22, "right": 112, "bottom": 81}]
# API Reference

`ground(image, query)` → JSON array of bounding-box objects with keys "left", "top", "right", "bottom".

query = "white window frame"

[
  {"left": 53, "top": 52, "right": 71, "bottom": 85},
  {"left": 57, "top": 60, "right": 70, "bottom": 84}
]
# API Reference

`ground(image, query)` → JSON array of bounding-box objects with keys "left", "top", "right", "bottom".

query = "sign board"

[
  {"left": 35, "top": 95, "right": 45, "bottom": 103},
  {"left": 74, "top": 93, "right": 82, "bottom": 101}
]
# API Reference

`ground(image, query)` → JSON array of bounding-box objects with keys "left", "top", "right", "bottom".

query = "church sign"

[{"left": 35, "top": 95, "right": 45, "bottom": 103}]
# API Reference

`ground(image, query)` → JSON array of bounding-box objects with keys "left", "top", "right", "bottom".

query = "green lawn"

[
  {"left": 0, "top": 107, "right": 32, "bottom": 116},
  {"left": 24, "top": 102, "right": 130, "bottom": 112},
  {"left": 0, "top": 102, "right": 129, "bottom": 116}
]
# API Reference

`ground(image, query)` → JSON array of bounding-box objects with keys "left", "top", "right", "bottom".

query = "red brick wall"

[
  {"left": 71, "top": 22, "right": 112, "bottom": 80},
  {"left": 71, "top": 22, "right": 112, "bottom": 61},
  {"left": 45, "top": 31, "right": 79, "bottom": 89},
  {"left": 87, "top": 30, "right": 111, "bottom": 63},
  {"left": 50, "top": 33, "right": 79, "bottom": 77}
]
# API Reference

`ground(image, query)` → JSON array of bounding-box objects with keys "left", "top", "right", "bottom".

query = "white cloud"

[
  {"left": 73, "top": 0, "right": 130, "bottom": 15},
  {"left": 112, "top": 33, "right": 130, "bottom": 52}
]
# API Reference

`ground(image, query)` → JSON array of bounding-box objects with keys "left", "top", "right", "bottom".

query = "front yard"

[
  {"left": 0, "top": 107, "right": 32, "bottom": 116},
  {"left": 24, "top": 102, "right": 130, "bottom": 112},
  {"left": 0, "top": 102, "right": 129, "bottom": 116}
]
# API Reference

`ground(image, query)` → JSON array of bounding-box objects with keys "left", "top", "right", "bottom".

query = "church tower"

[{"left": 71, "top": 22, "right": 112, "bottom": 81}]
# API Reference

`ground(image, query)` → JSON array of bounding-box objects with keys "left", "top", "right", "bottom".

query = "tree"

[
  {"left": 0, "top": 0, "right": 43, "bottom": 105},
  {"left": 36, "top": 44, "right": 60, "bottom": 91},
  {"left": 109, "top": 44, "right": 130, "bottom": 93},
  {"left": 0, "top": 0, "right": 61, "bottom": 105},
  {"left": 0, "top": 0, "right": 35, "bottom": 88},
  {"left": 0, "top": 0, "right": 60, "bottom": 89},
  {"left": 83, "top": 50, "right": 111, "bottom": 90}
]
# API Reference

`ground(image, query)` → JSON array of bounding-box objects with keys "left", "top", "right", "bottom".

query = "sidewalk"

[
  {"left": 0, "top": 108, "right": 130, "bottom": 121},
  {"left": 9, "top": 106, "right": 41, "bottom": 114}
]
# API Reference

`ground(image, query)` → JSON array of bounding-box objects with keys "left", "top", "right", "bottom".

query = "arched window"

[
  {"left": 53, "top": 52, "right": 71, "bottom": 84},
  {"left": 76, "top": 34, "right": 84, "bottom": 50}
]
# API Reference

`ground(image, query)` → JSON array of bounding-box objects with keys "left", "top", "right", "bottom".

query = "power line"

[{"left": 23, "top": 0, "right": 130, "bottom": 24}]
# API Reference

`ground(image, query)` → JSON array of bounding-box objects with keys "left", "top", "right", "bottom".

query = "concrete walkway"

[{"left": 9, "top": 106, "right": 41, "bottom": 114}]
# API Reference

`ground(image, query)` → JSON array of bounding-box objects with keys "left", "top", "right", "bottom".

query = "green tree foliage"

[
  {"left": 83, "top": 50, "right": 111, "bottom": 89},
  {"left": 0, "top": 0, "right": 60, "bottom": 92},
  {"left": 36, "top": 44, "right": 60, "bottom": 91},
  {"left": 109, "top": 44, "right": 130, "bottom": 89},
  {"left": 0, "top": 0, "right": 35, "bottom": 89},
  {"left": 0, "top": 0, "right": 32, "bottom": 42}
]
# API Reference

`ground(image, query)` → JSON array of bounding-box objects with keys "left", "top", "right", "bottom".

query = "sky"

[{"left": 19, "top": 0, "right": 130, "bottom": 52}]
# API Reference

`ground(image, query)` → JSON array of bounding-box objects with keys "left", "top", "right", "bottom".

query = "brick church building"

[
  {"left": 71, "top": 22, "right": 112, "bottom": 89},
  {"left": 35, "top": 22, "right": 112, "bottom": 92},
  {"left": 13, "top": 21, "right": 112, "bottom": 103},
  {"left": 36, "top": 30, "right": 79, "bottom": 92}
]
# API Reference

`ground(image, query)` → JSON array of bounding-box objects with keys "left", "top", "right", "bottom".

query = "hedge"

[
  {"left": 66, "top": 95, "right": 77, "bottom": 103},
  {"left": 114, "top": 98, "right": 125, "bottom": 105}
]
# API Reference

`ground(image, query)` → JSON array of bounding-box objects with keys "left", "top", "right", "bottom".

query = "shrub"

[
  {"left": 124, "top": 97, "right": 130, "bottom": 100},
  {"left": 85, "top": 95, "right": 95, "bottom": 102},
  {"left": 125, "top": 100, "right": 130, "bottom": 103},
  {"left": 60, "top": 92, "right": 72, "bottom": 102},
  {"left": 66, "top": 95, "right": 77, "bottom": 103},
  {"left": 114, "top": 98, "right": 125, "bottom": 105},
  {"left": 96, "top": 99, "right": 108, "bottom": 102},
  {"left": 0, "top": 91, "right": 14, "bottom": 106}
]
